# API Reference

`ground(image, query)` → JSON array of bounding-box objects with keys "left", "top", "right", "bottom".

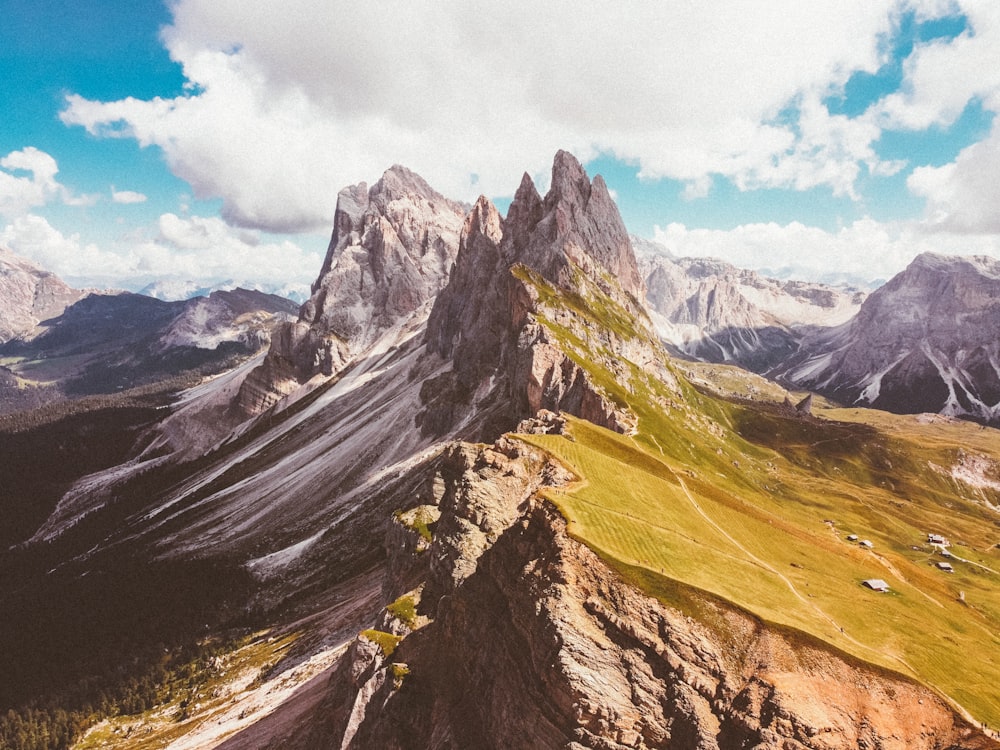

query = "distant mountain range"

[
  {"left": 638, "top": 245, "right": 865, "bottom": 372},
  {"left": 8, "top": 225, "right": 1000, "bottom": 428},
  {"left": 775, "top": 252, "right": 1000, "bottom": 423},
  {"left": 0, "top": 248, "right": 298, "bottom": 409}
]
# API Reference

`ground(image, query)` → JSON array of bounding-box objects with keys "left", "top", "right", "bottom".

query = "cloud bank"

[
  {"left": 34, "top": 0, "right": 1000, "bottom": 289},
  {"left": 58, "top": 0, "right": 940, "bottom": 234},
  {"left": 1, "top": 212, "right": 320, "bottom": 299},
  {"left": 652, "top": 219, "right": 1000, "bottom": 286}
]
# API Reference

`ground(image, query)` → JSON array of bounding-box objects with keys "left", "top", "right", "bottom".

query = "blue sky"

[{"left": 2, "top": 1, "right": 1000, "bottom": 296}]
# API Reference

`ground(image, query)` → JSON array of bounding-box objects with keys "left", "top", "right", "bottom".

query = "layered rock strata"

[
  {"left": 419, "top": 151, "right": 662, "bottom": 439},
  {"left": 781, "top": 253, "right": 1000, "bottom": 423},
  {"left": 0, "top": 246, "right": 84, "bottom": 343},
  {"left": 639, "top": 251, "right": 864, "bottom": 372},
  {"left": 238, "top": 166, "right": 466, "bottom": 414}
]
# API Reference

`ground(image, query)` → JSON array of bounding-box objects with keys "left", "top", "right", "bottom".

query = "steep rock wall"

[
  {"left": 299, "top": 435, "right": 997, "bottom": 750},
  {"left": 237, "top": 166, "right": 465, "bottom": 415}
]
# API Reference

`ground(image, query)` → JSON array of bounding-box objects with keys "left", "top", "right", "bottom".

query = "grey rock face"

[
  {"left": 420, "top": 151, "right": 655, "bottom": 438},
  {"left": 238, "top": 166, "right": 466, "bottom": 414},
  {"left": 303, "top": 166, "right": 465, "bottom": 342},
  {"left": 782, "top": 252, "right": 1000, "bottom": 423},
  {"left": 639, "top": 251, "right": 864, "bottom": 372},
  {"left": 0, "top": 247, "right": 84, "bottom": 343},
  {"left": 510, "top": 150, "right": 644, "bottom": 302}
]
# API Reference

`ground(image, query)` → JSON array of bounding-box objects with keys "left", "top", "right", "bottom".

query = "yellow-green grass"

[
  {"left": 524, "top": 416, "right": 1000, "bottom": 727},
  {"left": 5, "top": 352, "right": 93, "bottom": 383},
  {"left": 360, "top": 629, "right": 403, "bottom": 658},
  {"left": 515, "top": 272, "right": 1000, "bottom": 727}
]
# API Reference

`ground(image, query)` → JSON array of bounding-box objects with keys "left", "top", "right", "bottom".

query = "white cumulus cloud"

[
  {"left": 60, "top": 0, "right": 923, "bottom": 234},
  {"left": 111, "top": 188, "right": 148, "bottom": 204},
  {"left": 652, "top": 218, "right": 1000, "bottom": 285},
  {"left": 907, "top": 120, "right": 1000, "bottom": 233},
  {"left": 1, "top": 212, "right": 321, "bottom": 297},
  {"left": 0, "top": 214, "right": 133, "bottom": 285},
  {"left": 0, "top": 147, "right": 100, "bottom": 216},
  {"left": 0, "top": 148, "right": 62, "bottom": 218}
]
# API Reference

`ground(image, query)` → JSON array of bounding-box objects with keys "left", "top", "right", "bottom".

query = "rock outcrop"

[
  {"left": 294, "top": 433, "right": 995, "bottom": 750},
  {"left": 0, "top": 246, "right": 84, "bottom": 343},
  {"left": 157, "top": 288, "right": 298, "bottom": 351},
  {"left": 780, "top": 252, "right": 1000, "bottom": 423},
  {"left": 419, "top": 151, "right": 661, "bottom": 439},
  {"left": 237, "top": 166, "right": 466, "bottom": 414}
]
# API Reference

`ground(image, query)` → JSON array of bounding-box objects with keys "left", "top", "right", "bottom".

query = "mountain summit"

[
  {"left": 0, "top": 246, "right": 84, "bottom": 343},
  {"left": 421, "top": 150, "right": 660, "bottom": 437},
  {"left": 237, "top": 165, "right": 467, "bottom": 413},
  {"left": 782, "top": 252, "right": 1000, "bottom": 422}
]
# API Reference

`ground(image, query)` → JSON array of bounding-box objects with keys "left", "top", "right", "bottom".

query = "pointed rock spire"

[{"left": 503, "top": 150, "right": 644, "bottom": 301}]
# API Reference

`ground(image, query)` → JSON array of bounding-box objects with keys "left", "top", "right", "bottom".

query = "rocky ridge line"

[
  {"left": 780, "top": 252, "right": 1000, "bottom": 424},
  {"left": 0, "top": 246, "right": 85, "bottom": 343},
  {"left": 288, "top": 424, "right": 995, "bottom": 750},
  {"left": 638, "top": 248, "right": 865, "bottom": 373},
  {"left": 418, "top": 150, "right": 666, "bottom": 439}
]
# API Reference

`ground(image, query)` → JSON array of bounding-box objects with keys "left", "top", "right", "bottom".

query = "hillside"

[
  {"left": 780, "top": 253, "right": 1000, "bottom": 425},
  {"left": 0, "top": 287, "right": 298, "bottom": 413}
]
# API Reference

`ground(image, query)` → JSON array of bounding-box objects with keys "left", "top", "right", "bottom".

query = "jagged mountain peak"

[
  {"left": 782, "top": 250, "right": 1000, "bottom": 422},
  {"left": 370, "top": 163, "right": 461, "bottom": 209},
  {"left": 467, "top": 193, "right": 504, "bottom": 243},
  {"left": 548, "top": 148, "right": 592, "bottom": 204},
  {"left": 504, "top": 151, "right": 644, "bottom": 301},
  {"left": 239, "top": 165, "right": 467, "bottom": 414}
]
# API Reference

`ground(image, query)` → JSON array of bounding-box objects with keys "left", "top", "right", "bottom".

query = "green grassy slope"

[{"left": 516, "top": 275, "right": 1000, "bottom": 728}]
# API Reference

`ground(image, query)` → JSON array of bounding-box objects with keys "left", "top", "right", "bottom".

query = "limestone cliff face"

[
  {"left": 237, "top": 166, "right": 466, "bottom": 414},
  {"left": 293, "top": 432, "right": 995, "bottom": 750},
  {"left": 508, "top": 150, "right": 644, "bottom": 304},
  {"left": 0, "top": 246, "right": 84, "bottom": 343},
  {"left": 781, "top": 253, "right": 1000, "bottom": 423},
  {"left": 419, "top": 151, "right": 660, "bottom": 439},
  {"left": 639, "top": 251, "right": 864, "bottom": 373}
]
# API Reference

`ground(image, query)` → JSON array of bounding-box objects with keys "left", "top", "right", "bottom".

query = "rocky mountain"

[
  {"left": 1, "top": 155, "right": 998, "bottom": 750},
  {"left": 0, "top": 246, "right": 84, "bottom": 343},
  {"left": 237, "top": 166, "right": 468, "bottom": 415},
  {"left": 0, "top": 286, "right": 297, "bottom": 403},
  {"left": 638, "top": 248, "right": 864, "bottom": 371},
  {"left": 780, "top": 252, "right": 1000, "bottom": 423},
  {"left": 420, "top": 149, "right": 658, "bottom": 439}
]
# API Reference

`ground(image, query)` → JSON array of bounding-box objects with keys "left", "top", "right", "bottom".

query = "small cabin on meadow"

[
  {"left": 846, "top": 534, "right": 858, "bottom": 542},
  {"left": 936, "top": 562, "right": 954, "bottom": 573},
  {"left": 928, "top": 533, "right": 949, "bottom": 546},
  {"left": 860, "top": 540, "right": 874, "bottom": 549},
  {"left": 862, "top": 579, "right": 890, "bottom": 592}
]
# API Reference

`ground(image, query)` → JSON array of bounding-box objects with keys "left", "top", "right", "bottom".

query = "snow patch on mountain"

[{"left": 637, "top": 246, "right": 864, "bottom": 371}]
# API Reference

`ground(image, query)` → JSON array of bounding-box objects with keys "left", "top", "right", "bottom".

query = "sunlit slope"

[{"left": 516, "top": 276, "right": 1000, "bottom": 728}]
